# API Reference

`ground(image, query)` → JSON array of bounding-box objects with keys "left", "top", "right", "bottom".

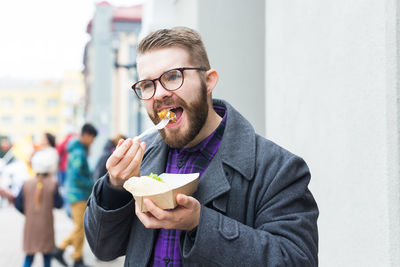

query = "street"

[{"left": 0, "top": 203, "right": 124, "bottom": 267}]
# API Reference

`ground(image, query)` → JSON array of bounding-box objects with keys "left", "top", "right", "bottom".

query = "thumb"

[{"left": 176, "top": 194, "right": 194, "bottom": 209}]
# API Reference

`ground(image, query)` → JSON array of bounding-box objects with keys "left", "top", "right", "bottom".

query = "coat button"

[
  {"left": 178, "top": 161, "right": 183, "bottom": 168},
  {"left": 163, "top": 257, "right": 171, "bottom": 264}
]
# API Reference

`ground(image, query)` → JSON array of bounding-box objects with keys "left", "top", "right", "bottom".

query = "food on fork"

[{"left": 157, "top": 109, "right": 177, "bottom": 122}]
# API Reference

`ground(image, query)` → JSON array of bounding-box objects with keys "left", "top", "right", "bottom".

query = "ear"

[{"left": 205, "top": 69, "right": 218, "bottom": 95}]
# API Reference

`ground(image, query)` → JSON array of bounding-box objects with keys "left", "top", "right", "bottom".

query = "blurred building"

[
  {"left": 83, "top": 2, "right": 144, "bottom": 167},
  {"left": 59, "top": 71, "right": 86, "bottom": 137},
  {"left": 0, "top": 71, "right": 85, "bottom": 144},
  {"left": 0, "top": 80, "right": 61, "bottom": 142}
]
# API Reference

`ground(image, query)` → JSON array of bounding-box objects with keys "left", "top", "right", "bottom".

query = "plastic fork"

[{"left": 137, "top": 119, "right": 169, "bottom": 139}]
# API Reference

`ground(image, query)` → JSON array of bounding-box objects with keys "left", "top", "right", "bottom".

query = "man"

[
  {"left": 84, "top": 27, "right": 319, "bottom": 266},
  {"left": 53, "top": 123, "right": 97, "bottom": 267}
]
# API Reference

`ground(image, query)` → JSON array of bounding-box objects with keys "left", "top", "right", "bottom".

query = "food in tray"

[
  {"left": 123, "top": 173, "right": 200, "bottom": 212},
  {"left": 123, "top": 175, "right": 172, "bottom": 196},
  {"left": 148, "top": 172, "right": 165, "bottom": 183}
]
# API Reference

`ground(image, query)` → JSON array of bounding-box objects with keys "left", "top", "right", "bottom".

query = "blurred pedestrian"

[
  {"left": 52, "top": 123, "right": 97, "bottom": 267},
  {"left": 14, "top": 149, "right": 63, "bottom": 267},
  {"left": 92, "top": 134, "right": 126, "bottom": 181},
  {"left": 56, "top": 133, "right": 76, "bottom": 188},
  {"left": 34, "top": 133, "right": 58, "bottom": 176},
  {"left": 0, "top": 137, "right": 12, "bottom": 158}
]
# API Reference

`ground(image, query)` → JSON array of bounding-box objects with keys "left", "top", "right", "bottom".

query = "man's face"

[
  {"left": 137, "top": 47, "right": 209, "bottom": 148},
  {"left": 81, "top": 134, "right": 95, "bottom": 147}
]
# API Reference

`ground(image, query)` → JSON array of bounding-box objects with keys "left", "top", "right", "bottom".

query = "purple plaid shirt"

[{"left": 151, "top": 105, "right": 226, "bottom": 267}]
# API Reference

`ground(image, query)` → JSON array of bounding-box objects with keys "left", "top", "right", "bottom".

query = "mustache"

[{"left": 153, "top": 97, "right": 186, "bottom": 111}]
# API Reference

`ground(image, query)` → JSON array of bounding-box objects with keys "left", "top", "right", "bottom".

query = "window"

[
  {"left": 46, "top": 116, "right": 58, "bottom": 125},
  {"left": 0, "top": 115, "right": 13, "bottom": 124},
  {"left": 0, "top": 97, "right": 13, "bottom": 107},
  {"left": 24, "top": 98, "right": 36, "bottom": 107},
  {"left": 47, "top": 98, "right": 58, "bottom": 107},
  {"left": 24, "top": 116, "right": 36, "bottom": 124}
]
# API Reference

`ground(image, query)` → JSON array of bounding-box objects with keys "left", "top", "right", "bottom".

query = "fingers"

[
  {"left": 126, "top": 141, "right": 146, "bottom": 174},
  {"left": 106, "top": 137, "right": 146, "bottom": 187},
  {"left": 117, "top": 138, "right": 125, "bottom": 148},
  {"left": 106, "top": 138, "right": 132, "bottom": 167},
  {"left": 135, "top": 196, "right": 201, "bottom": 231},
  {"left": 135, "top": 201, "right": 160, "bottom": 229},
  {"left": 176, "top": 194, "right": 195, "bottom": 209},
  {"left": 143, "top": 198, "right": 168, "bottom": 221},
  {"left": 117, "top": 137, "right": 141, "bottom": 168}
]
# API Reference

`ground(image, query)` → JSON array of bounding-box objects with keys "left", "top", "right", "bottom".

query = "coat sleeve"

[
  {"left": 54, "top": 184, "right": 63, "bottom": 209},
  {"left": 181, "top": 156, "right": 319, "bottom": 266},
  {"left": 14, "top": 186, "right": 24, "bottom": 214},
  {"left": 84, "top": 175, "right": 136, "bottom": 261}
]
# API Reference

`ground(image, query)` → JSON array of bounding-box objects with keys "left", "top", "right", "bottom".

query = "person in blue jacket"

[{"left": 52, "top": 123, "right": 97, "bottom": 267}]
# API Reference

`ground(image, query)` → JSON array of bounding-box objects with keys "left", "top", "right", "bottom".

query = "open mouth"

[
  {"left": 158, "top": 106, "right": 184, "bottom": 124},
  {"left": 168, "top": 107, "right": 183, "bottom": 122}
]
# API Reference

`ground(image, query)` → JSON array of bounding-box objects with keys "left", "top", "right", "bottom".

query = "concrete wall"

[
  {"left": 197, "top": 0, "right": 266, "bottom": 136},
  {"left": 174, "top": 0, "right": 266, "bottom": 136},
  {"left": 265, "top": 0, "right": 400, "bottom": 266}
]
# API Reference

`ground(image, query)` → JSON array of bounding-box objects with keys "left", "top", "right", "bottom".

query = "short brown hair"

[{"left": 137, "top": 27, "right": 211, "bottom": 70}]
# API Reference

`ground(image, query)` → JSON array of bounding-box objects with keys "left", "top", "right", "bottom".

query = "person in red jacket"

[{"left": 56, "top": 133, "right": 76, "bottom": 188}]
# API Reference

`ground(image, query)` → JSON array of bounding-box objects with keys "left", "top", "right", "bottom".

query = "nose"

[{"left": 153, "top": 80, "right": 172, "bottom": 100}]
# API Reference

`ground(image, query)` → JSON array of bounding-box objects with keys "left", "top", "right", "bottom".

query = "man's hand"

[
  {"left": 106, "top": 137, "right": 146, "bottom": 188},
  {"left": 135, "top": 194, "right": 201, "bottom": 231}
]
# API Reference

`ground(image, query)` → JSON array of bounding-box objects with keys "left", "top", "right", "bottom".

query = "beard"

[{"left": 148, "top": 81, "right": 209, "bottom": 148}]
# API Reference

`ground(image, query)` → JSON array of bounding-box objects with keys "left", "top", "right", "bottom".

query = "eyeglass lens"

[{"left": 135, "top": 69, "right": 184, "bottom": 99}]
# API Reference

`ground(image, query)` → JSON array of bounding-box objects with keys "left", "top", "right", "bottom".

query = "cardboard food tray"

[{"left": 123, "top": 173, "right": 199, "bottom": 212}]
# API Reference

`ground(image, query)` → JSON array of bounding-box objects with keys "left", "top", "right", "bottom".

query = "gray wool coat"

[{"left": 84, "top": 99, "right": 319, "bottom": 266}]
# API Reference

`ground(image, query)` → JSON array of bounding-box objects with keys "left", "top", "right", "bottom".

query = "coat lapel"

[
  {"left": 193, "top": 149, "right": 231, "bottom": 212},
  {"left": 139, "top": 99, "right": 256, "bottom": 213},
  {"left": 140, "top": 135, "right": 169, "bottom": 176}
]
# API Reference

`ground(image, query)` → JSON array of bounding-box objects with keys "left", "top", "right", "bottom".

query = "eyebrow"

[{"left": 138, "top": 66, "right": 182, "bottom": 80}]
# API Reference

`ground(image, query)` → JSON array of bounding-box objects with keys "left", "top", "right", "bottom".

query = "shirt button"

[
  {"left": 177, "top": 161, "right": 183, "bottom": 168},
  {"left": 163, "top": 257, "right": 170, "bottom": 264}
]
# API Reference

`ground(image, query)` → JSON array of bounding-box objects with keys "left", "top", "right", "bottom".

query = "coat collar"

[
  {"left": 213, "top": 99, "right": 256, "bottom": 180},
  {"left": 141, "top": 99, "right": 256, "bottom": 206}
]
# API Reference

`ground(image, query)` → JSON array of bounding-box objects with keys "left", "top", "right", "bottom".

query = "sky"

[{"left": 0, "top": 0, "right": 144, "bottom": 81}]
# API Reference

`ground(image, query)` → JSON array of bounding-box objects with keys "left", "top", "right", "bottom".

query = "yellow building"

[
  {"left": 0, "top": 71, "right": 85, "bottom": 144},
  {"left": 58, "top": 71, "right": 86, "bottom": 137}
]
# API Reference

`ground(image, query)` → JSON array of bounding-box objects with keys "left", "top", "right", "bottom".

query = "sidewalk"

[{"left": 0, "top": 204, "right": 124, "bottom": 267}]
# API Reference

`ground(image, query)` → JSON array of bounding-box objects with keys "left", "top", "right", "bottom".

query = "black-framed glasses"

[{"left": 131, "top": 67, "right": 207, "bottom": 100}]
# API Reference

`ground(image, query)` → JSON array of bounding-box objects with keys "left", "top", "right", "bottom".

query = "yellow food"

[{"left": 157, "top": 109, "right": 177, "bottom": 122}]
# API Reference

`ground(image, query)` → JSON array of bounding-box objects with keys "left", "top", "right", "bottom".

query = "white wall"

[
  {"left": 197, "top": 0, "right": 266, "bottom": 136},
  {"left": 265, "top": 0, "right": 400, "bottom": 266},
  {"left": 174, "top": 0, "right": 266, "bottom": 136}
]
